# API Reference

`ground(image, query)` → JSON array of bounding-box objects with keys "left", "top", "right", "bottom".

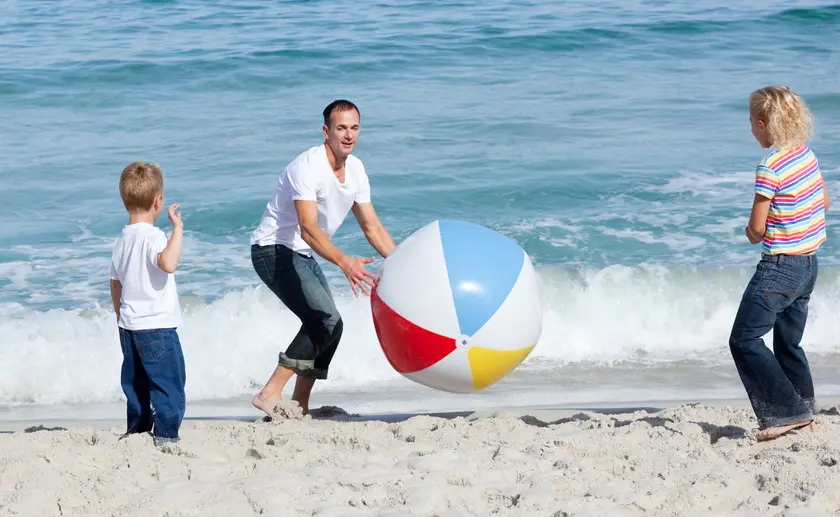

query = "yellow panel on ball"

[{"left": 467, "top": 345, "right": 536, "bottom": 391}]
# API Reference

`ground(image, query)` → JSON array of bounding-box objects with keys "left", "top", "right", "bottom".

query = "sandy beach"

[{"left": 2, "top": 400, "right": 839, "bottom": 517}]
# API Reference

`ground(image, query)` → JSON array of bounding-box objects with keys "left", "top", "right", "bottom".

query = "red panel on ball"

[{"left": 371, "top": 287, "right": 457, "bottom": 374}]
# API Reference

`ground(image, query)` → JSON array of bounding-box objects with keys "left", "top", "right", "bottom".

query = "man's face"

[{"left": 323, "top": 109, "right": 360, "bottom": 158}]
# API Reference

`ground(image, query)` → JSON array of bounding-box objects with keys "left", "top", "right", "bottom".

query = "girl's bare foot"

[{"left": 755, "top": 419, "right": 813, "bottom": 442}]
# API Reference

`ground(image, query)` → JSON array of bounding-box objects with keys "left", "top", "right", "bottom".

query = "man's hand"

[{"left": 339, "top": 256, "right": 378, "bottom": 296}]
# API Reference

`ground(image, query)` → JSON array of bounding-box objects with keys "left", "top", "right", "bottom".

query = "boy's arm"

[
  {"left": 110, "top": 279, "right": 122, "bottom": 321},
  {"left": 157, "top": 204, "right": 183, "bottom": 273}
]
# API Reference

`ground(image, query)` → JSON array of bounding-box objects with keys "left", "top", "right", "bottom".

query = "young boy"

[{"left": 109, "top": 161, "right": 186, "bottom": 444}]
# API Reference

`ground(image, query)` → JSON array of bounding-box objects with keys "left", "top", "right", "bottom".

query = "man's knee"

[
  {"left": 302, "top": 309, "right": 342, "bottom": 338},
  {"left": 331, "top": 316, "right": 343, "bottom": 337}
]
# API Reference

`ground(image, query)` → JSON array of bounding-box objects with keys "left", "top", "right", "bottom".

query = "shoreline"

[{"left": 4, "top": 395, "right": 840, "bottom": 432}]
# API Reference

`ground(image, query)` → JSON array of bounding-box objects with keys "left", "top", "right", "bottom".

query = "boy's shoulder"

[{"left": 113, "top": 223, "right": 166, "bottom": 251}]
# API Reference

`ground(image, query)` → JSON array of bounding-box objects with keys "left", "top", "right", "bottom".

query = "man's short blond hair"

[{"left": 120, "top": 161, "right": 164, "bottom": 212}]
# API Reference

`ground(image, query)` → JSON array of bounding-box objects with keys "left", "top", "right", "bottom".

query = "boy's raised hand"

[{"left": 168, "top": 203, "right": 183, "bottom": 230}]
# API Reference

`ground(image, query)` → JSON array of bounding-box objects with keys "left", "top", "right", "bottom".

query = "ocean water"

[{"left": 2, "top": 0, "right": 840, "bottom": 415}]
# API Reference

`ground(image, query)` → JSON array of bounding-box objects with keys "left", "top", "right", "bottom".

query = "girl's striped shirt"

[{"left": 755, "top": 144, "right": 827, "bottom": 255}]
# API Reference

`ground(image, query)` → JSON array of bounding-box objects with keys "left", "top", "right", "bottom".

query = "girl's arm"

[
  {"left": 746, "top": 194, "right": 772, "bottom": 244},
  {"left": 825, "top": 187, "right": 831, "bottom": 213}
]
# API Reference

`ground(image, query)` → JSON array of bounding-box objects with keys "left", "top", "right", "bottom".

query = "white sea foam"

[{"left": 2, "top": 264, "right": 840, "bottom": 406}]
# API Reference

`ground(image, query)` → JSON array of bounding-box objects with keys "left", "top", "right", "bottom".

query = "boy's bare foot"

[{"left": 755, "top": 419, "right": 813, "bottom": 442}]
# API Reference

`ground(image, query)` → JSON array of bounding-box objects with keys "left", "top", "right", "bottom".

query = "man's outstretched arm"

[
  {"left": 296, "top": 200, "right": 378, "bottom": 296},
  {"left": 352, "top": 202, "right": 396, "bottom": 258}
]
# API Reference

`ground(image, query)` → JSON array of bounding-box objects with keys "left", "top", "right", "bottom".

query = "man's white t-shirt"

[
  {"left": 110, "top": 222, "right": 182, "bottom": 331},
  {"left": 250, "top": 144, "right": 371, "bottom": 255}
]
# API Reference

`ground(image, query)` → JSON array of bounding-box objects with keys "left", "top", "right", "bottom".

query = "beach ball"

[{"left": 370, "top": 220, "right": 543, "bottom": 393}]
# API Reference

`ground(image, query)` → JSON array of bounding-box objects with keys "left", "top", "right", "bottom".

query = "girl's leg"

[
  {"left": 729, "top": 259, "right": 812, "bottom": 433},
  {"left": 772, "top": 259, "right": 819, "bottom": 413}
]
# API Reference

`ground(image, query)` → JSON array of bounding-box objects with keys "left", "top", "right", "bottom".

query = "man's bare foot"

[
  {"left": 252, "top": 391, "right": 281, "bottom": 418},
  {"left": 755, "top": 419, "right": 813, "bottom": 442},
  {"left": 252, "top": 365, "right": 296, "bottom": 418}
]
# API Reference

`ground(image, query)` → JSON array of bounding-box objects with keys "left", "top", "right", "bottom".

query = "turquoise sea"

[{"left": 1, "top": 0, "right": 839, "bottom": 415}]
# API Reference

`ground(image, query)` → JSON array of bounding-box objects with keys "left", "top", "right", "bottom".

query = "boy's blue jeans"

[
  {"left": 251, "top": 244, "right": 343, "bottom": 380},
  {"left": 729, "top": 253, "right": 818, "bottom": 429},
  {"left": 119, "top": 327, "right": 186, "bottom": 440}
]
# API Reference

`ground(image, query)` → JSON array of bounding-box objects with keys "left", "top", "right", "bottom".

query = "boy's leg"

[
  {"left": 772, "top": 260, "right": 818, "bottom": 413},
  {"left": 119, "top": 328, "right": 153, "bottom": 434},
  {"left": 729, "top": 259, "right": 812, "bottom": 434},
  {"left": 134, "top": 328, "right": 187, "bottom": 441}
]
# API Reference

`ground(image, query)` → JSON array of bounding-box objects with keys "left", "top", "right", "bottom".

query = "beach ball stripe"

[
  {"left": 372, "top": 221, "right": 460, "bottom": 340},
  {"left": 469, "top": 251, "right": 542, "bottom": 351},
  {"left": 438, "top": 219, "right": 526, "bottom": 337},
  {"left": 372, "top": 220, "right": 542, "bottom": 393},
  {"left": 370, "top": 288, "right": 456, "bottom": 373},
  {"left": 467, "top": 345, "right": 535, "bottom": 390},
  {"left": 404, "top": 348, "right": 475, "bottom": 394}
]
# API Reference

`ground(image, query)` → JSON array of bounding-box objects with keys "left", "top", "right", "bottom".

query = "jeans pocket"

[
  {"left": 252, "top": 256, "right": 273, "bottom": 283},
  {"left": 133, "top": 329, "right": 167, "bottom": 362},
  {"left": 758, "top": 264, "right": 806, "bottom": 312}
]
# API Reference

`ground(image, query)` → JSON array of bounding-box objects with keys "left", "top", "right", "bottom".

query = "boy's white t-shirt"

[
  {"left": 110, "top": 222, "right": 182, "bottom": 331},
  {"left": 250, "top": 144, "right": 371, "bottom": 255}
]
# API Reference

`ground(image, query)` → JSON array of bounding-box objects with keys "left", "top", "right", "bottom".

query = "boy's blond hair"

[
  {"left": 120, "top": 161, "right": 163, "bottom": 212},
  {"left": 749, "top": 85, "right": 814, "bottom": 150}
]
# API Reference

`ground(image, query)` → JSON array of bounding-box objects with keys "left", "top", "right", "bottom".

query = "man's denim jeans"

[
  {"left": 251, "top": 244, "right": 343, "bottom": 379},
  {"left": 729, "top": 253, "right": 818, "bottom": 429},
  {"left": 119, "top": 327, "right": 186, "bottom": 440}
]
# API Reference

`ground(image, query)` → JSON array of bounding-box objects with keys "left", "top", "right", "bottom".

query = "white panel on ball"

[
  {"left": 375, "top": 220, "right": 460, "bottom": 339},
  {"left": 403, "top": 349, "right": 474, "bottom": 393},
  {"left": 470, "top": 252, "right": 543, "bottom": 351}
]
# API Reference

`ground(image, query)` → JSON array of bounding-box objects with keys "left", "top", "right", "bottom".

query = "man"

[{"left": 249, "top": 99, "right": 396, "bottom": 416}]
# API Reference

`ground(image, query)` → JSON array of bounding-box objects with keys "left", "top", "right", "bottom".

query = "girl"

[{"left": 730, "top": 85, "right": 831, "bottom": 441}]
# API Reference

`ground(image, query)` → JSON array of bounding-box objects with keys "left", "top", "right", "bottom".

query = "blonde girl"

[{"left": 729, "top": 85, "right": 831, "bottom": 441}]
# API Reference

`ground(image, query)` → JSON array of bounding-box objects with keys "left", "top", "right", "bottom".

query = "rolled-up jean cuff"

[{"left": 278, "top": 353, "right": 328, "bottom": 380}]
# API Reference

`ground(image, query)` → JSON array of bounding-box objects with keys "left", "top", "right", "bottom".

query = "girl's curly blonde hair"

[{"left": 749, "top": 85, "right": 814, "bottom": 150}]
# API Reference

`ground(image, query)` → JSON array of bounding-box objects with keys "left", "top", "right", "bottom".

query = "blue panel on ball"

[{"left": 437, "top": 219, "right": 525, "bottom": 337}]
